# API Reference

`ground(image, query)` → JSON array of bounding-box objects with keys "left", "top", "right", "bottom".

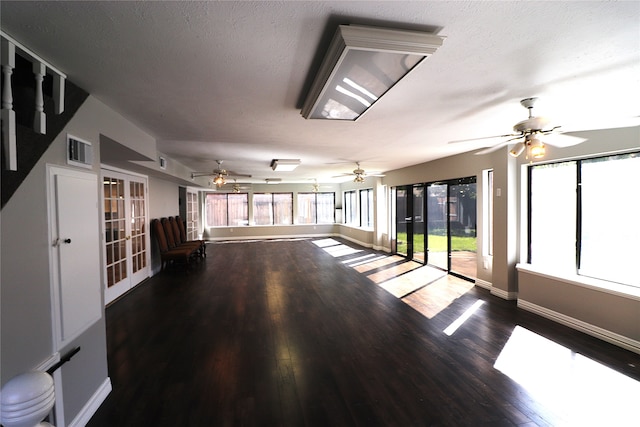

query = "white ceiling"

[{"left": 2, "top": 1, "right": 639, "bottom": 183}]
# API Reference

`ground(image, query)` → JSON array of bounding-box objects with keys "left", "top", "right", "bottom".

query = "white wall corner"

[
  {"left": 474, "top": 279, "right": 492, "bottom": 290},
  {"left": 491, "top": 287, "right": 518, "bottom": 300}
]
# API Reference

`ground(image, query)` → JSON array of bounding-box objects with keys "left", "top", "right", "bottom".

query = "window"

[
  {"left": 298, "top": 192, "right": 335, "bottom": 224},
  {"left": 253, "top": 193, "right": 293, "bottom": 225},
  {"left": 360, "top": 188, "right": 374, "bottom": 228},
  {"left": 344, "top": 190, "right": 357, "bottom": 225},
  {"left": 205, "top": 193, "right": 248, "bottom": 227},
  {"left": 529, "top": 152, "right": 639, "bottom": 288},
  {"left": 484, "top": 169, "right": 493, "bottom": 256}
]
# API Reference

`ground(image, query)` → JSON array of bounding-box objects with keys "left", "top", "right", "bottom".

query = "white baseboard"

[
  {"left": 518, "top": 299, "right": 640, "bottom": 355},
  {"left": 491, "top": 287, "right": 518, "bottom": 300},
  {"left": 474, "top": 279, "right": 492, "bottom": 290},
  {"left": 206, "top": 232, "right": 333, "bottom": 242},
  {"left": 69, "top": 377, "right": 112, "bottom": 427},
  {"left": 339, "top": 234, "right": 373, "bottom": 248}
]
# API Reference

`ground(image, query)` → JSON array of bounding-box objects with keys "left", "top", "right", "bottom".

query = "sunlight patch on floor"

[
  {"left": 353, "top": 255, "right": 405, "bottom": 273},
  {"left": 373, "top": 265, "right": 444, "bottom": 297},
  {"left": 494, "top": 326, "right": 640, "bottom": 426},
  {"left": 345, "top": 254, "right": 388, "bottom": 267},
  {"left": 443, "top": 300, "right": 484, "bottom": 336},
  {"left": 366, "top": 260, "right": 423, "bottom": 286},
  {"left": 402, "top": 275, "right": 474, "bottom": 319},
  {"left": 342, "top": 253, "right": 378, "bottom": 265},
  {"left": 321, "top": 244, "right": 363, "bottom": 257},
  {"left": 312, "top": 238, "right": 341, "bottom": 248}
]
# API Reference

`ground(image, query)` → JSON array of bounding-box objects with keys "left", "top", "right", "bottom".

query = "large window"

[
  {"left": 344, "top": 190, "right": 357, "bottom": 225},
  {"left": 298, "top": 192, "right": 335, "bottom": 224},
  {"left": 529, "top": 152, "right": 639, "bottom": 288},
  {"left": 360, "top": 188, "right": 374, "bottom": 228},
  {"left": 205, "top": 193, "right": 248, "bottom": 227},
  {"left": 253, "top": 193, "right": 293, "bottom": 225}
]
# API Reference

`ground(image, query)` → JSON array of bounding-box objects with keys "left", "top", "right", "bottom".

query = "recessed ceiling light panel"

[
  {"left": 271, "top": 159, "right": 301, "bottom": 171},
  {"left": 301, "top": 25, "right": 445, "bottom": 120}
]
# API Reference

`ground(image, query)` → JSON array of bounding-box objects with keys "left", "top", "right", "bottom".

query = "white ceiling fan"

[
  {"left": 452, "top": 98, "right": 588, "bottom": 159},
  {"left": 334, "top": 162, "right": 385, "bottom": 183},
  {"left": 191, "top": 160, "right": 252, "bottom": 188}
]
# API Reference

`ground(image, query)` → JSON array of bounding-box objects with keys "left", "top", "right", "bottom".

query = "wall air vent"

[{"left": 66, "top": 134, "right": 93, "bottom": 169}]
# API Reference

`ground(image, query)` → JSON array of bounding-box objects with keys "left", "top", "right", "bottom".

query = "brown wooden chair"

[
  {"left": 173, "top": 216, "right": 206, "bottom": 257},
  {"left": 151, "top": 219, "right": 199, "bottom": 270}
]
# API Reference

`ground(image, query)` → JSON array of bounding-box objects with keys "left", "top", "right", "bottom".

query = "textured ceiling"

[{"left": 1, "top": 1, "right": 639, "bottom": 183}]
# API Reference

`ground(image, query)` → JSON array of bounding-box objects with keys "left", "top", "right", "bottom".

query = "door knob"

[{"left": 64, "top": 238, "right": 71, "bottom": 244}]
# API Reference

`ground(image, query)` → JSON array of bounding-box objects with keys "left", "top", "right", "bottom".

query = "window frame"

[
  {"left": 253, "top": 192, "right": 293, "bottom": 225},
  {"left": 298, "top": 192, "right": 335, "bottom": 224},
  {"left": 205, "top": 192, "right": 249, "bottom": 227},
  {"left": 527, "top": 151, "right": 639, "bottom": 288}
]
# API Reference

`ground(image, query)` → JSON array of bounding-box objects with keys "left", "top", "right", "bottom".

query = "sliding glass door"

[
  {"left": 412, "top": 184, "right": 425, "bottom": 262},
  {"left": 426, "top": 183, "right": 448, "bottom": 270},
  {"left": 395, "top": 187, "right": 409, "bottom": 257},
  {"left": 449, "top": 179, "right": 477, "bottom": 279},
  {"left": 394, "top": 178, "right": 476, "bottom": 280}
]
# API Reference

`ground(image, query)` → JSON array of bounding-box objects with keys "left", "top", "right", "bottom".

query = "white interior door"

[
  {"left": 102, "top": 169, "right": 150, "bottom": 304},
  {"left": 48, "top": 166, "right": 103, "bottom": 426}
]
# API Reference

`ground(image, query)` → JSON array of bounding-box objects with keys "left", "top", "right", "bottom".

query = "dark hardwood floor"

[{"left": 88, "top": 238, "right": 640, "bottom": 426}]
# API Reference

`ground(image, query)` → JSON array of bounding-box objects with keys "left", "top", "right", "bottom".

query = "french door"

[{"left": 101, "top": 169, "right": 150, "bottom": 304}]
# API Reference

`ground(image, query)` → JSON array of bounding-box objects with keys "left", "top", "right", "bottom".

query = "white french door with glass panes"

[
  {"left": 186, "top": 190, "right": 199, "bottom": 240},
  {"left": 101, "top": 169, "right": 150, "bottom": 304}
]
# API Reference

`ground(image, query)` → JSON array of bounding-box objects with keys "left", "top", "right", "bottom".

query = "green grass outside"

[{"left": 396, "top": 232, "right": 476, "bottom": 254}]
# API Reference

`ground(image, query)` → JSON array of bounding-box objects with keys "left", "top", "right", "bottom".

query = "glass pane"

[
  {"left": 205, "top": 193, "right": 228, "bottom": 226},
  {"left": 530, "top": 162, "right": 577, "bottom": 273},
  {"left": 344, "top": 191, "right": 358, "bottom": 225},
  {"left": 297, "top": 193, "right": 316, "bottom": 224},
  {"left": 579, "top": 153, "right": 639, "bottom": 287},
  {"left": 360, "top": 189, "right": 373, "bottom": 228},
  {"left": 412, "top": 185, "right": 425, "bottom": 263},
  {"left": 253, "top": 193, "right": 272, "bottom": 225},
  {"left": 427, "top": 183, "right": 448, "bottom": 270},
  {"left": 273, "top": 193, "right": 293, "bottom": 225},
  {"left": 106, "top": 243, "right": 114, "bottom": 265},
  {"left": 449, "top": 181, "right": 477, "bottom": 279},
  {"left": 107, "top": 265, "right": 114, "bottom": 287},
  {"left": 317, "top": 193, "right": 335, "bottom": 224},
  {"left": 228, "top": 193, "right": 248, "bottom": 226},
  {"left": 395, "top": 187, "right": 408, "bottom": 257}
]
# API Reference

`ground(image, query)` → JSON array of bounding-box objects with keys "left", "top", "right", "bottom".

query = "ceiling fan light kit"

[{"left": 465, "top": 97, "right": 587, "bottom": 160}]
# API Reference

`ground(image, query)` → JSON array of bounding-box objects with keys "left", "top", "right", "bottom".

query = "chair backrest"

[
  {"left": 161, "top": 217, "right": 177, "bottom": 249},
  {"left": 169, "top": 216, "right": 183, "bottom": 245},
  {"left": 175, "top": 216, "right": 188, "bottom": 242},
  {"left": 151, "top": 219, "right": 170, "bottom": 253}
]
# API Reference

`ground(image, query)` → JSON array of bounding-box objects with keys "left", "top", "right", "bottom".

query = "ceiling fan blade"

[
  {"left": 542, "top": 133, "right": 587, "bottom": 148},
  {"left": 449, "top": 133, "right": 518, "bottom": 144},
  {"left": 191, "top": 171, "right": 214, "bottom": 178},
  {"left": 473, "top": 136, "right": 523, "bottom": 155},
  {"left": 226, "top": 171, "right": 252, "bottom": 178}
]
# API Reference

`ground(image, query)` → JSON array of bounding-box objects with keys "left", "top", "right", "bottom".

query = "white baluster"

[
  {"left": 33, "top": 61, "right": 46, "bottom": 134},
  {"left": 1, "top": 38, "right": 16, "bottom": 170},
  {"left": 53, "top": 74, "right": 65, "bottom": 114}
]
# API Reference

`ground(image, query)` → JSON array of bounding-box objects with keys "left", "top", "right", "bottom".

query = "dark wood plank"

[{"left": 88, "top": 238, "right": 640, "bottom": 426}]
